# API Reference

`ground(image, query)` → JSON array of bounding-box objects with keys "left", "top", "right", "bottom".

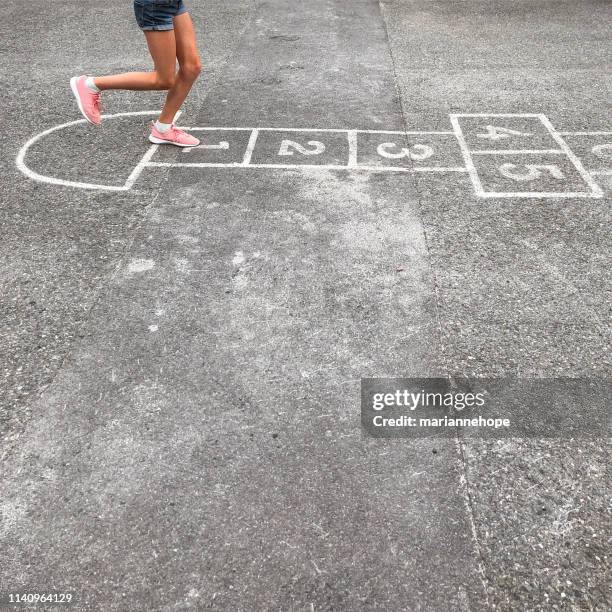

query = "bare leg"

[
  {"left": 92, "top": 29, "right": 177, "bottom": 92},
  {"left": 159, "top": 13, "right": 202, "bottom": 123},
  {"left": 82, "top": 15, "right": 200, "bottom": 124}
]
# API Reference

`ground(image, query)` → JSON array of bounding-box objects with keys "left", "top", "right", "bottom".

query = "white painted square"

[
  {"left": 248, "top": 129, "right": 351, "bottom": 168},
  {"left": 451, "top": 114, "right": 560, "bottom": 152},
  {"left": 154, "top": 128, "right": 254, "bottom": 166},
  {"left": 468, "top": 153, "right": 599, "bottom": 198},
  {"left": 355, "top": 132, "right": 465, "bottom": 171}
]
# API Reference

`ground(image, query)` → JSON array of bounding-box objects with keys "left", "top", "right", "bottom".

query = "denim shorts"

[{"left": 134, "top": 0, "right": 187, "bottom": 31}]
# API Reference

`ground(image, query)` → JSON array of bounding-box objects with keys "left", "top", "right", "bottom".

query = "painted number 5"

[
  {"left": 499, "top": 163, "right": 565, "bottom": 181},
  {"left": 278, "top": 140, "right": 326, "bottom": 156}
]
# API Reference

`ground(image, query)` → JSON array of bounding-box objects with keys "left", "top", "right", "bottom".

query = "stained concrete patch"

[{"left": 125, "top": 258, "right": 156, "bottom": 275}]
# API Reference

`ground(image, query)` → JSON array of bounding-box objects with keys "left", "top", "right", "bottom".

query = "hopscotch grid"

[
  {"left": 450, "top": 113, "right": 605, "bottom": 198},
  {"left": 16, "top": 110, "right": 609, "bottom": 196}
]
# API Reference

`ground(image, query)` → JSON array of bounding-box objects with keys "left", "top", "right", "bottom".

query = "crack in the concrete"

[
  {"left": 455, "top": 436, "right": 493, "bottom": 610},
  {"left": 376, "top": 1, "right": 492, "bottom": 609},
  {"left": 375, "top": 0, "right": 445, "bottom": 345}
]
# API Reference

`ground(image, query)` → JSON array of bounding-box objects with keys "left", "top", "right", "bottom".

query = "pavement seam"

[
  {"left": 375, "top": 0, "right": 445, "bottom": 343},
  {"left": 455, "top": 437, "right": 493, "bottom": 610},
  {"left": 377, "top": 2, "right": 492, "bottom": 609}
]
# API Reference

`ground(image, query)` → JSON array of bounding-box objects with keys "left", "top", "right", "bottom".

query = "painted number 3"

[
  {"left": 499, "top": 163, "right": 565, "bottom": 181},
  {"left": 377, "top": 143, "right": 434, "bottom": 161}
]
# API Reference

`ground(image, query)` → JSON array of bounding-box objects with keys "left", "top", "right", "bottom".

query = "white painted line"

[
  {"left": 479, "top": 192, "right": 603, "bottom": 199},
  {"left": 539, "top": 114, "right": 604, "bottom": 198},
  {"left": 590, "top": 170, "right": 612, "bottom": 176},
  {"left": 181, "top": 126, "right": 454, "bottom": 135},
  {"left": 360, "top": 130, "right": 454, "bottom": 135},
  {"left": 16, "top": 110, "right": 159, "bottom": 192},
  {"left": 347, "top": 131, "right": 358, "bottom": 168},
  {"left": 147, "top": 162, "right": 245, "bottom": 168},
  {"left": 469, "top": 149, "right": 565, "bottom": 155},
  {"left": 450, "top": 113, "right": 544, "bottom": 118},
  {"left": 145, "top": 161, "right": 468, "bottom": 173},
  {"left": 558, "top": 131, "right": 612, "bottom": 136},
  {"left": 181, "top": 127, "right": 251, "bottom": 132},
  {"left": 242, "top": 129, "right": 259, "bottom": 166},
  {"left": 449, "top": 115, "right": 486, "bottom": 197},
  {"left": 402, "top": 167, "right": 467, "bottom": 173},
  {"left": 124, "top": 144, "right": 160, "bottom": 189}
]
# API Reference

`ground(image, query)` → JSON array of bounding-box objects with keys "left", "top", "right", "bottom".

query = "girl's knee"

[
  {"left": 182, "top": 58, "right": 202, "bottom": 82},
  {"left": 154, "top": 72, "right": 176, "bottom": 90}
]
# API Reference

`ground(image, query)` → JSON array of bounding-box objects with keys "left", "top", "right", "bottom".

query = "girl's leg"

[
  {"left": 93, "top": 30, "right": 177, "bottom": 91},
  {"left": 158, "top": 12, "right": 202, "bottom": 123}
]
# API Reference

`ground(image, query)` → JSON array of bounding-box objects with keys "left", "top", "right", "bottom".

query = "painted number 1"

[{"left": 183, "top": 141, "right": 230, "bottom": 153}]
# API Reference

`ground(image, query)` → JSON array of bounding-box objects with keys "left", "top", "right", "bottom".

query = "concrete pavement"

[{"left": 1, "top": 1, "right": 610, "bottom": 610}]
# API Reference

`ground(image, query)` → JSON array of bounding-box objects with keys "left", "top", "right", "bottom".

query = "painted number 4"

[{"left": 477, "top": 125, "right": 533, "bottom": 140}]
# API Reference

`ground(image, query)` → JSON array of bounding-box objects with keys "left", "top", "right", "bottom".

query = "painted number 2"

[
  {"left": 278, "top": 140, "right": 326, "bottom": 156},
  {"left": 477, "top": 126, "right": 533, "bottom": 140},
  {"left": 499, "top": 163, "right": 565, "bottom": 181}
]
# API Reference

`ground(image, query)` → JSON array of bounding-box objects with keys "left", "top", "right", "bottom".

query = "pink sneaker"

[
  {"left": 149, "top": 123, "right": 200, "bottom": 147},
  {"left": 70, "top": 76, "right": 102, "bottom": 125}
]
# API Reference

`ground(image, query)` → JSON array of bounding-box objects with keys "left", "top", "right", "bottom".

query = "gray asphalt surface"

[{"left": 1, "top": 1, "right": 610, "bottom": 610}]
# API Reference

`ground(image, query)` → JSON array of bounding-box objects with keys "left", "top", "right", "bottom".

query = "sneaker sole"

[
  {"left": 149, "top": 134, "right": 200, "bottom": 147},
  {"left": 70, "top": 77, "right": 100, "bottom": 125}
]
